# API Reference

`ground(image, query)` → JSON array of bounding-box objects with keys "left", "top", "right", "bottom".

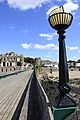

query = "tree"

[
  {"left": 24, "top": 57, "right": 36, "bottom": 65},
  {"left": 77, "top": 59, "right": 80, "bottom": 63},
  {"left": 37, "top": 64, "right": 42, "bottom": 74}
]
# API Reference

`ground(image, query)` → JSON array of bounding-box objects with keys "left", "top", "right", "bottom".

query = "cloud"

[
  {"left": 69, "top": 46, "right": 79, "bottom": 50},
  {"left": 63, "top": 1, "right": 79, "bottom": 13},
  {"left": 39, "top": 32, "right": 57, "bottom": 40},
  {"left": 72, "top": 56, "right": 77, "bottom": 60},
  {"left": 67, "top": 46, "right": 79, "bottom": 51},
  {"left": 56, "top": 0, "right": 63, "bottom": 1},
  {"left": 65, "top": 0, "right": 78, "bottom": 2},
  {"left": 34, "top": 43, "right": 58, "bottom": 50},
  {"left": 78, "top": 23, "right": 80, "bottom": 25},
  {"left": 21, "top": 42, "right": 58, "bottom": 51},
  {"left": 1, "top": 25, "right": 15, "bottom": 29},
  {"left": 8, "top": 25, "right": 15, "bottom": 29},
  {"left": 46, "top": 5, "right": 59, "bottom": 15},
  {"left": 48, "top": 51, "right": 52, "bottom": 54},
  {"left": 39, "top": 33, "right": 53, "bottom": 40},
  {"left": 45, "top": 55, "right": 51, "bottom": 58},
  {"left": 47, "top": 0, "right": 79, "bottom": 15},
  {"left": 21, "top": 43, "right": 32, "bottom": 49},
  {"left": 6, "top": 0, "right": 50, "bottom": 10},
  {"left": 65, "top": 0, "right": 72, "bottom": 2},
  {"left": 20, "top": 30, "right": 28, "bottom": 33},
  {"left": 0, "top": 0, "right": 4, "bottom": 2}
]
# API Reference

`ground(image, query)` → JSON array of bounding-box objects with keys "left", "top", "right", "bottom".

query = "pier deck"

[{"left": 0, "top": 70, "right": 33, "bottom": 120}]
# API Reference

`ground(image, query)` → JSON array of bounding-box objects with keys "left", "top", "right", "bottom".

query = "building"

[
  {"left": 76, "top": 62, "right": 80, "bottom": 67},
  {"left": 41, "top": 60, "right": 52, "bottom": 65},
  {"left": 0, "top": 52, "right": 24, "bottom": 72},
  {"left": 42, "top": 59, "right": 58, "bottom": 68}
]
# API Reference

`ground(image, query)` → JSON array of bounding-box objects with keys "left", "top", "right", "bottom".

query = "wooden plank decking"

[{"left": 0, "top": 70, "right": 33, "bottom": 120}]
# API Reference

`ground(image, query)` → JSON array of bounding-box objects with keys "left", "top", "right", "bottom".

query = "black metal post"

[
  {"left": 54, "top": 30, "right": 76, "bottom": 108},
  {"left": 57, "top": 30, "right": 71, "bottom": 95},
  {"left": 58, "top": 30, "right": 69, "bottom": 84},
  {"left": 48, "top": 7, "right": 76, "bottom": 118}
]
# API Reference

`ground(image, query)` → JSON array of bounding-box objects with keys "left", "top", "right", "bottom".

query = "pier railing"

[
  {"left": 11, "top": 69, "right": 52, "bottom": 120},
  {"left": 0, "top": 69, "right": 27, "bottom": 79}
]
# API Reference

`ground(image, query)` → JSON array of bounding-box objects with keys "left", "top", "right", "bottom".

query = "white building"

[
  {"left": 43, "top": 63, "right": 53, "bottom": 67},
  {"left": 0, "top": 52, "right": 24, "bottom": 72},
  {"left": 76, "top": 63, "right": 80, "bottom": 67}
]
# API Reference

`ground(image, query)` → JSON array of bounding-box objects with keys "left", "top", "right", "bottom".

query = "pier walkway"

[
  {"left": 0, "top": 69, "right": 52, "bottom": 120},
  {"left": 0, "top": 69, "right": 33, "bottom": 120}
]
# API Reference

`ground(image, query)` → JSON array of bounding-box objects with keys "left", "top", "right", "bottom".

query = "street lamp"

[{"left": 48, "top": 6, "right": 76, "bottom": 120}]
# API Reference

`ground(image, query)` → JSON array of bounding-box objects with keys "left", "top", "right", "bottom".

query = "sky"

[{"left": 0, "top": 0, "right": 80, "bottom": 61}]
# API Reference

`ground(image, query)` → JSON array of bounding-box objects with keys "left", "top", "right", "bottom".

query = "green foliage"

[
  {"left": 24, "top": 57, "right": 36, "bottom": 65},
  {"left": 37, "top": 64, "right": 42, "bottom": 73},
  {"left": 77, "top": 59, "right": 80, "bottom": 63},
  {"left": 68, "top": 60, "right": 75, "bottom": 63}
]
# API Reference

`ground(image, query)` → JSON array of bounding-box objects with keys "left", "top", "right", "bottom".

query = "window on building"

[
  {"left": 2, "top": 69, "right": 3, "bottom": 72},
  {"left": 20, "top": 58, "right": 22, "bottom": 61},
  {"left": 17, "top": 62, "right": 22, "bottom": 66},
  {"left": 3, "top": 62, "right": 5, "bottom": 66}
]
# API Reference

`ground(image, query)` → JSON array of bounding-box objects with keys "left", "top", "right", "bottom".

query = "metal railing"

[
  {"left": 27, "top": 70, "right": 51, "bottom": 120},
  {"left": 11, "top": 70, "right": 51, "bottom": 120},
  {"left": 0, "top": 69, "right": 27, "bottom": 79}
]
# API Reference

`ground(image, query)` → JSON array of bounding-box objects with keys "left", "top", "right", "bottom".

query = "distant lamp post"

[{"left": 48, "top": 6, "right": 76, "bottom": 120}]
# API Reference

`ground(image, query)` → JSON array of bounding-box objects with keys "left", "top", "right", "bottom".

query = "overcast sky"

[{"left": 0, "top": 0, "right": 80, "bottom": 61}]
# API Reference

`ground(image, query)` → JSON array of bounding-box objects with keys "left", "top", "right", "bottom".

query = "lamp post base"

[
  {"left": 52, "top": 106, "right": 77, "bottom": 120},
  {"left": 51, "top": 94, "right": 77, "bottom": 120},
  {"left": 54, "top": 94, "right": 76, "bottom": 108}
]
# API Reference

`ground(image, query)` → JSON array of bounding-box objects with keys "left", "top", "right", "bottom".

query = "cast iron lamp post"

[{"left": 48, "top": 6, "right": 76, "bottom": 120}]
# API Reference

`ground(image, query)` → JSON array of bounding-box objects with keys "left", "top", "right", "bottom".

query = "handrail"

[
  {"left": 0, "top": 69, "right": 27, "bottom": 79},
  {"left": 27, "top": 70, "right": 51, "bottom": 120}
]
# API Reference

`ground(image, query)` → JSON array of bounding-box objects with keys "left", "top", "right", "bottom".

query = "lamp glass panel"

[
  {"left": 51, "top": 16, "right": 54, "bottom": 25},
  {"left": 50, "top": 16, "right": 55, "bottom": 27},
  {"left": 60, "top": 14, "right": 63, "bottom": 24},
  {"left": 68, "top": 15, "right": 71, "bottom": 24},
  {"left": 49, "top": 13, "right": 72, "bottom": 29},
  {"left": 51, "top": 16, "right": 54, "bottom": 26},
  {"left": 67, "top": 14, "right": 69, "bottom": 24},
  {"left": 53, "top": 16, "right": 56, "bottom": 26},
  {"left": 59, "top": 14, "right": 63, "bottom": 24},
  {"left": 55, "top": 14, "right": 58, "bottom": 25},
  {"left": 57, "top": 14, "right": 60, "bottom": 24},
  {"left": 64, "top": 14, "right": 67, "bottom": 24},
  {"left": 67, "top": 15, "right": 70, "bottom": 23}
]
